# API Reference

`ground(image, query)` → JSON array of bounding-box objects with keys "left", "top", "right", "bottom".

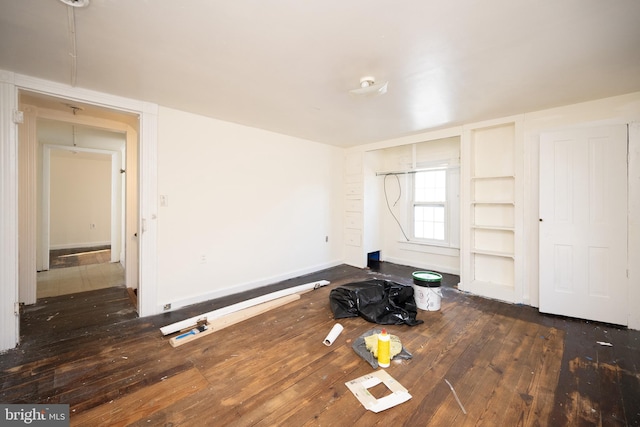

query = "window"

[{"left": 413, "top": 170, "right": 446, "bottom": 241}]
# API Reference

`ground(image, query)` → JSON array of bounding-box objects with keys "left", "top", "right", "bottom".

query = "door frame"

[
  {"left": 0, "top": 70, "right": 159, "bottom": 351},
  {"left": 42, "top": 144, "right": 122, "bottom": 271},
  {"left": 525, "top": 118, "right": 640, "bottom": 330},
  {"left": 22, "top": 107, "right": 141, "bottom": 297}
]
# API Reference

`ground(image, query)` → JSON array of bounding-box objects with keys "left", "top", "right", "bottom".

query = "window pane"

[
  {"left": 425, "top": 188, "right": 436, "bottom": 201},
  {"left": 414, "top": 170, "right": 446, "bottom": 202},
  {"left": 414, "top": 205, "right": 445, "bottom": 240},
  {"left": 434, "top": 206, "right": 444, "bottom": 222},
  {"left": 415, "top": 187, "right": 427, "bottom": 201},
  {"left": 434, "top": 223, "right": 445, "bottom": 240},
  {"left": 424, "top": 206, "right": 434, "bottom": 221},
  {"left": 415, "top": 222, "right": 424, "bottom": 238}
]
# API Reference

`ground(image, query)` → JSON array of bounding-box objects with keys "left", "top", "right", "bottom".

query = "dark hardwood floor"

[{"left": 1, "top": 263, "right": 639, "bottom": 426}]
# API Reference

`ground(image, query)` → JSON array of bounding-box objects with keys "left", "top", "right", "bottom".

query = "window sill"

[{"left": 397, "top": 241, "right": 460, "bottom": 257}]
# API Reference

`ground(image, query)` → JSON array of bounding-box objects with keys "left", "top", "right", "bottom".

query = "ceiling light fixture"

[
  {"left": 349, "top": 76, "right": 389, "bottom": 97},
  {"left": 58, "top": 0, "right": 90, "bottom": 7}
]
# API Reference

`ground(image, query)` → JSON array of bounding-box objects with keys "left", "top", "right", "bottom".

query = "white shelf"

[
  {"left": 471, "top": 249, "right": 515, "bottom": 259},
  {"left": 471, "top": 175, "right": 515, "bottom": 180},
  {"left": 472, "top": 225, "right": 514, "bottom": 231},
  {"left": 471, "top": 200, "right": 514, "bottom": 205}
]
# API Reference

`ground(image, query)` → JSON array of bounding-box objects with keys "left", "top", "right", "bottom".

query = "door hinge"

[
  {"left": 13, "top": 110, "right": 24, "bottom": 124},
  {"left": 14, "top": 302, "right": 20, "bottom": 316}
]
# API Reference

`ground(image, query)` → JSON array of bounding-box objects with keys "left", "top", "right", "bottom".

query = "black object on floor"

[{"left": 329, "top": 279, "right": 423, "bottom": 326}]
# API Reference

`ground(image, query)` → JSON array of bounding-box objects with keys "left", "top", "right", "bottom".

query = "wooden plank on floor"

[
  {"left": 522, "top": 326, "right": 565, "bottom": 427},
  {"left": 432, "top": 312, "right": 521, "bottom": 426},
  {"left": 70, "top": 368, "right": 209, "bottom": 426},
  {"left": 196, "top": 317, "right": 339, "bottom": 401},
  {"left": 169, "top": 293, "right": 300, "bottom": 347},
  {"left": 249, "top": 348, "right": 363, "bottom": 426},
  {"left": 160, "top": 280, "right": 328, "bottom": 336},
  {"left": 20, "top": 286, "right": 137, "bottom": 341},
  {"left": 159, "top": 329, "right": 364, "bottom": 427},
  {"left": 486, "top": 322, "right": 547, "bottom": 425},
  {"left": 403, "top": 305, "right": 505, "bottom": 426}
]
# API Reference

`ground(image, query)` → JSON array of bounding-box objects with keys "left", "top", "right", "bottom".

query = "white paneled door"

[{"left": 539, "top": 125, "right": 628, "bottom": 325}]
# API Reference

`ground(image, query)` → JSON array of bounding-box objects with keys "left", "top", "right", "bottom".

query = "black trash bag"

[{"left": 329, "top": 279, "right": 423, "bottom": 326}]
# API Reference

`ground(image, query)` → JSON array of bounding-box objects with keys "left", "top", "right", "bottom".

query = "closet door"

[{"left": 539, "top": 125, "right": 628, "bottom": 325}]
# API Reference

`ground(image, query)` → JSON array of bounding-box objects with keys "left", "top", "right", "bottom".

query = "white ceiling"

[{"left": 2, "top": 0, "right": 640, "bottom": 147}]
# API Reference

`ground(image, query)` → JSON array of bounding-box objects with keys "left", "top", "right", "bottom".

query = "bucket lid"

[{"left": 412, "top": 271, "right": 442, "bottom": 282}]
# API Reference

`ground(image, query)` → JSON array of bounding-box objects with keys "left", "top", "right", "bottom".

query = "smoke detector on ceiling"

[
  {"left": 59, "top": 0, "right": 90, "bottom": 7},
  {"left": 349, "top": 76, "right": 388, "bottom": 97}
]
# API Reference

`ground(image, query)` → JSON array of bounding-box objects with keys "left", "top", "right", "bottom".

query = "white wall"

[
  {"left": 156, "top": 107, "right": 344, "bottom": 309},
  {"left": 49, "top": 150, "right": 111, "bottom": 248}
]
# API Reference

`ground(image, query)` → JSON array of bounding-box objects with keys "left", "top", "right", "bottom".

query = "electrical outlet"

[
  {"left": 89, "top": 223, "right": 96, "bottom": 229},
  {"left": 163, "top": 303, "right": 171, "bottom": 311},
  {"left": 200, "top": 254, "right": 207, "bottom": 264},
  {"left": 160, "top": 194, "right": 168, "bottom": 207}
]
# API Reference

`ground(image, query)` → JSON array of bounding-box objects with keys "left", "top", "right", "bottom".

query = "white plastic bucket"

[
  {"left": 412, "top": 271, "right": 443, "bottom": 311},
  {"left": 413, "top": 285, "right": 443, "bottom": 311}
]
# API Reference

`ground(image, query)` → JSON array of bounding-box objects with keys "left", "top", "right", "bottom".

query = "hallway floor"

[{"left": 37, "top": 262, "right": 125, "bottom": 299}]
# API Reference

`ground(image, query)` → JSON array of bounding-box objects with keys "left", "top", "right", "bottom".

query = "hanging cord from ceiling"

[
  {"left": 66, "top": 6, "right": 78, "bottom": 86},
  {"left": 71, "top": 125, "right": 78, "bottom": 154},
  {"left": 383, "top": 174, "right": 410, "bottom": 241}
]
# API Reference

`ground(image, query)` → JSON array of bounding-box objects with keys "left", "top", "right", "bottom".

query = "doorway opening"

[{"left": 18, "top": 91, "right": 140, "bottom": 308}]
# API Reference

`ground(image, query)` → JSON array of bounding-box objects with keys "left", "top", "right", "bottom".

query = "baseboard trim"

[
  {"left": 49, "top": 242, "right": 110, "bottom": 250},
  {"left": 383, "top": 256, "right": 460, "bottom": 276},
  {"left": 159, "top": 259, "right": 342, "bottom": 313}
]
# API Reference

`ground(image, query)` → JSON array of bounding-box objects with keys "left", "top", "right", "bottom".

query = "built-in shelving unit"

[
  {"left": 463, "top": 122, "right": 520, "bottom": 302},
  {"left": 343, "top": 152, "right": 364, "bottom": 267}
]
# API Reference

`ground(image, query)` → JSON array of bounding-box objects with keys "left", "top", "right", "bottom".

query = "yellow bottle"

[{"left": 377, "top": 329, "right": 391, "bottom": 368}]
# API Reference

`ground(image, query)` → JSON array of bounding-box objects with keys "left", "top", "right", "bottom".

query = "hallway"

[{"left": 37, "top": 262, "right": 125, "bottom": 299}]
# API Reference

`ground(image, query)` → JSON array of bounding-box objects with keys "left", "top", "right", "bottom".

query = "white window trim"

[
  {"left": 406, "top": 164, "right": 460, "bottom": 249},
  {"left": 411, "top": 168, "right": 447, "bottom": 244},
  {"left": 397, "top": 240, "right": 460, "bottom": 257}
]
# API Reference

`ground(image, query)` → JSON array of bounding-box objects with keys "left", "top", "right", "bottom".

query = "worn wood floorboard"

[
  {"left": 1, "top": 263, "right": 639, "bottom": 426},
  {"left": 72, "top": 368, "right": 209, "bottom": 426}
]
